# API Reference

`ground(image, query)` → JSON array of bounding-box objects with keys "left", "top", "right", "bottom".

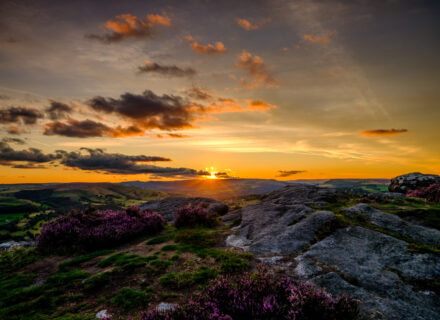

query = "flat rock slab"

[
  {"left": 140, "top": 197, "right": 228, "bottom": 222},
  {"left": 226, "top": 201, "right": 334, "bottom": 254},
  {"left": 261, "top": 184, "right": 342, "bottom": 207},
  {"left": 294, "top": 226, "right": 440, "bottom": 320},
  {"left": 344, "top": 204, "right": 440, "bottom": 247}
]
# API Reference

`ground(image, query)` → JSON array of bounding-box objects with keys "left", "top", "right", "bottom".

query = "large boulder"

[
  {"left": 140, "top": 197, "right": 228, "bottom": 222},
  {"left": 294, "top": 226, "right": 440, "bottom": 320},
  {"left": 389, "top": 172, "right": 440, "bottom": 193}
]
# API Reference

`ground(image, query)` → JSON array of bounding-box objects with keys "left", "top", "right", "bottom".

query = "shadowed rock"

[{"left": 295, "top": 226, "right": 440, "bottom": 320}]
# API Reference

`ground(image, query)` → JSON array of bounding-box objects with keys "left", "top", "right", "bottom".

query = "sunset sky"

[{"left": 0, "top": 0, "right": 439, "bottom": 183}]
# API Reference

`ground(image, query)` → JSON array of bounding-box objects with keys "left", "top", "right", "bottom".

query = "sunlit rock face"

[{"left": 389, "top": 172, "right": 440, "bottom": 193}]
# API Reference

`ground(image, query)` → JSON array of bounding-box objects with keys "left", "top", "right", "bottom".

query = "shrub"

[
  {"left": 112, "top": 287, "right": 149, "bottom": 310},
  {"left": 174, "top": 206, "right": 217, "bottom": 228},
  {"left": 37, "top": 206, "right": 165, "bottom": 253},
  {"left": 407, "top": 184, "right": 440, "bottom": 203},
  {"left": 141, "top": 266, "right": 359, "bottom": 320}
]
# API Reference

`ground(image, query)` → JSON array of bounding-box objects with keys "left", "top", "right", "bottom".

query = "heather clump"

[
  {"left": 141, "top": 267, "right": 360, "bottom": 320},
  {"left": 407, "top": 183, "right": 440, "bottom": 203},
  {"left": 174, "top": 206, "right": 217, "bottom": 228},
  {"left": 37, "top": 206, "right": 165, "bottom": 253}
]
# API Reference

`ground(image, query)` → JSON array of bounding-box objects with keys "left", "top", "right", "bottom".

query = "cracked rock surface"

[{"left": 226, "top": 185, "right": 440, "bottom": 320}]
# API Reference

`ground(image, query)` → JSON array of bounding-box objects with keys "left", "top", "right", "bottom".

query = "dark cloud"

[
  {"left": 45, "top": 100, "right": 73, "bottom": 120},
  {"left": 0, "top": 95, "right": 10, "bottom": 100},
  {"left": 277, "top": 170, "right": 306, "bottom": 177},
  {"left": 43, "top": 119, "right": 144, "bottom": 138},
  {"left": 43, "top": 119, "right": 112, "bottom": 138},
  {"left": 360, "top": 129, "right": 408, "bottom": 137},
  {"left": 0, "top": 143, "right": 207, "bottom": 177},
  {"left": 87, "top": 90, "right": 196, "bottom": 131},
  {"left": 59, "top": 148, "right": 206, "bottom": 177},
  {"left": 0, "top": 106, "right": 44, "bottom": 124},
  {"left": 2, "top": 137, "right": 25, "bottom": 145},
  {"left": 0, "top": 141, "right": 59, "bottom": 163},
  {"left": 86, "top": 13, "right": 171, "bottom": 44},
  {"left": 12, "top": 164, "right": 47, "bottom": 169},
  {"left": 138, "top": 61, "right": 196, "bottom": 78}
]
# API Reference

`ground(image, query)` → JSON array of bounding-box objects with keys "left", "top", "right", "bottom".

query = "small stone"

[
  {"left": 96, "top": 309, "right": 110, "bottom": 319},
  {"left": 157, "top": 302, "right": 178, "bottom": 312}
]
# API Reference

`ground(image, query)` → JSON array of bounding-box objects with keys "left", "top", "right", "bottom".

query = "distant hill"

[{"left": 120, "top": 179, "right": 289, "bottom": 199}]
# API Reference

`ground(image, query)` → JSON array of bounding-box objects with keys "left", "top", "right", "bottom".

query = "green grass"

[
  {"left": 58, "top": 249, "right": 115, "bottom": 272},
  {"left": 0, "top": 247, "right": 41, "bottom": 276},
  {"left": 98, "top": 252, "right": 149, "bottom": 270},
  {"left": 0, "top": 270, "right": 88, "bottom": 320},
  {"left": 145, "top": 233, "right": 174, "bottom": 245},
  {"left": 111, "top": 287, "right": 150, "bottom": 310},
  {"left": 83, "top": 272, "right": 112, "bottom": 292},
  {"left": 161, "top": 244, "right": 178, "bottom": 251},
  {"left": 160, "top": 266, "right": 218, "bottom": 289},
  {"left": 147, "top": 259, "right": 173, "bottom": 274}
]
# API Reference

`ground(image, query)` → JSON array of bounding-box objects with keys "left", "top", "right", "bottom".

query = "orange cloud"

[
  {"left": 245, "top": 99, "right": 277, "bottom": 111},
  {"left": 185, "top": 36, "right": 227, "bottom": 55},
  {"left": 236, "top": 50, "right": 279, "bottom": 88},
  {"left": 87, "top": 13, "right": 171, "bottom": 43},
  {"left": 146, "top": 13, "right": 171, "bottom": 26},
  {"left": 360, "top": 129, "right": 408, "bottom": 137},
  {"left": 236, "top": 18, "right": 271, "bottom": 31},
  {"left": 303, "top": 30, "right": 336, "bottom": 44}
]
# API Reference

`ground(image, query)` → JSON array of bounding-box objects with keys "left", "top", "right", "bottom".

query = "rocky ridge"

[{"left": 224, "top": 184, "right": 440, "bottom": 320}]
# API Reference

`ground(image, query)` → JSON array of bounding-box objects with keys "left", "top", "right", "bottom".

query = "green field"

[{"left": 0, "top": 184, "right": 168, "bottom": 243}]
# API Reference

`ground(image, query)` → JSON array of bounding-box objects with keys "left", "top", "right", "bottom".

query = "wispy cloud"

[
  {"left": 138, "top": 61, "right": 196, "bottom": 78},
  {"left": 303, "top": 30, "right": 336, "bottom": 44},
  {"left": 235, "top": 50, "right": 279, "bottom": 88},
  {"left": 360, "top": 129, "right": 408, "bottom": 137},
  {"left": 277, "top": 170, "right": 306, "bottom": 177}
]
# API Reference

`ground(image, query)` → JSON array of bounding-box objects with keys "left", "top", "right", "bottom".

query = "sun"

[{"left": 205, "top": 167, "right": 218, "bottom": 179}]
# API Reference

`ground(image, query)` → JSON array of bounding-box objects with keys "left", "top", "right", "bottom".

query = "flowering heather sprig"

[
  {"left": 406, "top": 183, "right": 440, "bottom": 203},
  {"left": 174, "top": 206, "right": 216, "bottom": 228},
  {"left": 37, "top": 206, "right": 165, "bottom": 253},
  {"left": 140, "top": 266, "right": 359, "bottom": 320}
]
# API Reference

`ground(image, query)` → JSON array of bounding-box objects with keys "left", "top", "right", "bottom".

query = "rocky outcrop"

[
  {"left": 295, "top": 227, "right": 440, "bottom": 320},
  {"left": 140, "top": 197, "right": 228, "bottom": 222},
  {"left": 225, "top": 184, "right": 440, "bottom": 320},
  {"left": 261, "top": 183, "right": 342, "bottom": 207},
  {"left": 344, "top": 204, "right": 440, "bottom": 247},
  {"left": 389, "top": 172, "right": 440, "bottom": 193}
]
